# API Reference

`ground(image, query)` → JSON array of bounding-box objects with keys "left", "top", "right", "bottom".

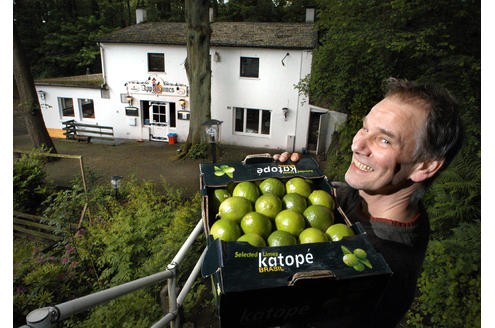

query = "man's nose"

[{"left": 351, "top": 133, "right": 371, "bottom": 155}]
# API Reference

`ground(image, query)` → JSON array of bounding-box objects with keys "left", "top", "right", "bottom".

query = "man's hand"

[{"left": 273, "top": 152, "right": 301, "bottom": 163}]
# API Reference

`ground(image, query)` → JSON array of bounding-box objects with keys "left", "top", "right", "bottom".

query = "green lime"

[
  {"left": 275, "top": 209, "right": 306, "bottom": 237},
  {"left": 259, "top": 178, "right": 286, "bottom": 198},
  {"left": 240, "top": 211, "right": 273, "bottom": 239},
  {"left": 308, "top": 189, "right": 335, "bottom": 209},
  {"left": 218, "top": 196, "right": 253, "bottom": 223},
  {"left": 303, "top": 205, "right": 334, "bottom": 232},
  {"left": 299, "top": 227, "right": 329, "bottom": 244},
  {"left": 237, "top": 233, "right": 267, "bottom": 247},
  {"left": 233, "top": 181, "right": 260, "bottom": 203},
  {"left": 282, "top": 193, "right": 307, "bottom": 214},
  {"left": 267, "top": 230, "right": 297, "bottom": 247},
  {"left": 286, "top": 177, "right": 312, "bottom": 198},
  {"left": 213, "top": 188, "right": 231, "bottom": 211},
  {"left": 326, "top": 223, "right": 354, "bottom": 241},
  {"left": 255, "top": 194, "right": 283, "bottom": 220},
  {"left": 210, "top": 219, "right": 242, "bottom": 242}
]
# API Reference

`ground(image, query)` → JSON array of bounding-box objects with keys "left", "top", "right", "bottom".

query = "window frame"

[
  {"left": 148, "top": 52, "right": 165, "bottom": 72},
  {"left": 58, "top": 97, "right": 74, "bottom": 118},
  {"left": 234, "top": 107, "right": 271, "bottom": 136},
  {"left": 78, "top": 98, "right": 95, "bottom": 119},
  {"left": 240, "top": 56, "right": 259, "bottom": 78}
]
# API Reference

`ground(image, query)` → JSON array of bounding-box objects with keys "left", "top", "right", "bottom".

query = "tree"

[
  {"left": 13, "top": 24, "right": 57, "bottom": 152},
  {"left": 181, "top": 0, "right": 212, "bottom": 156}
]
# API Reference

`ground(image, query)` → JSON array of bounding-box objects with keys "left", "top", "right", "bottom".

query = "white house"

[{"left": 35, "top": 8, "right": 346, "bottom": 154}]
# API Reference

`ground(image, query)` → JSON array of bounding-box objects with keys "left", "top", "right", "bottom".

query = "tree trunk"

[
  {"left": 183, "top": 0, "right": 212, "bottom": 153},
  {"left": 13, "top": 25, "right": 57, "bottom": 153}
]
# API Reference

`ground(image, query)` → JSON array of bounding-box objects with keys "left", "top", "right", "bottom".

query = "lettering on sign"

[{"left": 125, "top": 75, "right": 188, "bottom": 97}]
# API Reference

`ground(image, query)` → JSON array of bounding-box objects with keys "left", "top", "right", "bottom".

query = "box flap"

[
  {"left": 199, "top": 156, "right": 324, "bottom": 189},
  {"left": 201, "top": 236, "right": 224, "bottom": 277}
]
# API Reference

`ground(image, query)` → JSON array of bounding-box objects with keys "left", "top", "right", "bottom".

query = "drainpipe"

[{"left": 98, "top": 43, "right": 107, "bottom": 90}]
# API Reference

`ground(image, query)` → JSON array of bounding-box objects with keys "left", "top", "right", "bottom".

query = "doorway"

[
  {"left": 144, "top": 101, "right": 176, "bottom": 141},
  {"left": 307, "top": 110, "right": 329, "bottom": 156}
]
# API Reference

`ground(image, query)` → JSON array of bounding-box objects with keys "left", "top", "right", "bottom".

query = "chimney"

[
  {"left": 305, "top": 7, "right": 315, "bottom": 23},
  {"left": 209, "top": 7, "right": 215, "bottom": 23},
  {"left": 136, "top": 0, "right": 147, "bottom": 24}
]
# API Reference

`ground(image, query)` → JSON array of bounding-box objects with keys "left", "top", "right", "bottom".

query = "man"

[{"left": 280, "top": 77, "right": 464, "bottom": 327}]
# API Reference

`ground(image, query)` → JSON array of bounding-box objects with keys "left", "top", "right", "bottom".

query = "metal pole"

[
  {"left": 177, "top": 248, "right": 207, "bottom": 306},
  {"left": 55, "top": 269, "right": 174, "bottom": 321},
  {"left": 150, "top": 248, "right": 207, "bottom": 328},
  {"left": 211, "top": 142, "right": 216, "bottom": 163},
  {"left": 171, "top": 219, "right": 204, "bottom": 265},
  {"left": 167, "top": 263, "right": 179, "bottom": 328}
]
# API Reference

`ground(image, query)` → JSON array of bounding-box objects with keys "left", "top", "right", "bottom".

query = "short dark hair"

[{"left": 382, "top": 77, "right": 464, "bottom": 172}]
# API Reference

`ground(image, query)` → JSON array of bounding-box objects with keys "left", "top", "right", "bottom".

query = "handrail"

[{"left": 21, "top": 219, "right": 205, "bottom": 328}]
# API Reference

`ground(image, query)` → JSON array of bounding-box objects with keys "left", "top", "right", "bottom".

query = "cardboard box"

[{"left": 200, "top": 155, "right": 392, "bottom": 327}]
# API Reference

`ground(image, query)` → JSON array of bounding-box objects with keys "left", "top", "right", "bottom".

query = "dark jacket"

[{"left": 292, "top": 183, "right": 430, "bottom": 328}]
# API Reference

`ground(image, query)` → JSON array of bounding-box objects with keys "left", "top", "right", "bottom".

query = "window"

[
  {"left": 240, "top": 57, "right": 259, "bottom": 78},
  {"left": 148, "top": 53, "right": 165, "bottom": 72},
  {"left": 58, "top": 97, "right": 74, "bottom": 117},
  {"left": 234, "top": 107, "right": 271, "bottom": 135},
  {"left": 78, "top": 98, "right": 95, "bottom": 119}
]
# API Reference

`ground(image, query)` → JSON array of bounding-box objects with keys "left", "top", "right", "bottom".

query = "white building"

[{"left": 35, "top": 9, "right": 346, "bottom": 155}]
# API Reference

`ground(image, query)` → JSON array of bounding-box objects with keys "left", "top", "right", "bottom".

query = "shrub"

[
  {"left": 406, "top": 221, "right": 481, "bottom": 327},
  {"left": 13, "top": 147, "right": 55, "bottom": 213}
]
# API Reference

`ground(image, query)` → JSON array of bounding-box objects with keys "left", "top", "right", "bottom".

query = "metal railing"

[{"left": 20, "top": 219, "right": 206, "bottom": 328}]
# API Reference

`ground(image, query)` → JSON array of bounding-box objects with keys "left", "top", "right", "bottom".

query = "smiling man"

[
  {"left": 332, "top": 77, "right": 464, "bottom": 327},
  {"left": 277, "top": 77, "right": 464, "bottom": 327}
]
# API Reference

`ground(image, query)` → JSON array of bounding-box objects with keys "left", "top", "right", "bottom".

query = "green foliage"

[
  {"left": 184, "top": 142, "right": 209, "bottom": 159},
  {"left": 13, "top": 147, "right": 55, "bottom": 214},
  {"left": 406, "top": 221, "right": 481, "bottom": 327},
  {"left": 424, "top": 151, "right": 481, "bottom": 235},
  {"left": 313, "top": 1, "right": 481, "bottom": 326},
  {"left": 14, "top": 175, "right": 213, "bottom": 327}
]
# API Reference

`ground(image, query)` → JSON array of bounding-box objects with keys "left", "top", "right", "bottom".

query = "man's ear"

[{"left": 409, "top": 159, "right": 445, "bottom": 183}]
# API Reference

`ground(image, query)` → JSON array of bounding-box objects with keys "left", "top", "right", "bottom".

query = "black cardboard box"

[{"left": 200, "top": 155, "right": 392, "bottom": 327}]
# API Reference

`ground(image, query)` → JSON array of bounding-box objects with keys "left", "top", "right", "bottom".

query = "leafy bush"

[
  {"left": 13, "top": 147, "right": 55, "bottom": 213},
  {"left": 406, "top": 221, "right": 481, "bottom": 327},
  {"left": 185, "top": 142, "right": 209, "bottom": 159},
  {"left": 14, "top": 176, "right": 215, "bottom": 327}
]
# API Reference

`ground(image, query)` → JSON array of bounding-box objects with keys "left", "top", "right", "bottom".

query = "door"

[
  {"left": 316, "top": 112, "right": 330, "bottom": 157},
  {"left": 149, "top": 102, "right": 169, "bottom": 141}
]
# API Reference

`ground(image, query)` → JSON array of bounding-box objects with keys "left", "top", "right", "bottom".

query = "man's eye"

[{"left": 380, "top": 138, "right": 391, "bottom": 145}]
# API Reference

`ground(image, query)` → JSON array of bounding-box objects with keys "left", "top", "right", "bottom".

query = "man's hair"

[{"left": 382, "top": 77, "right": 464, "bottom": 173}]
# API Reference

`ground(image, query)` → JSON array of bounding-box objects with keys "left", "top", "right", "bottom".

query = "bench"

[
  {"left": 14, "top": 211, "right": 61, "bottom": 242},
  {"left": 62, "top": 120, "right": 114, "bottom": 143}
]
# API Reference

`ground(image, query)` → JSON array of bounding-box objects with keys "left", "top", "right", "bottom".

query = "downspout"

[
  {"left": 294, "top": 51, "right": 304, "bottom": 152},
  {"left": 99, "top": 43, "right": 107, "bottom": 89}
]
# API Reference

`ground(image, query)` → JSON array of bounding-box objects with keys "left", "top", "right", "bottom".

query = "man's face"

[{"left": 344, "top": 95, "right": 427, "bottom": 195}]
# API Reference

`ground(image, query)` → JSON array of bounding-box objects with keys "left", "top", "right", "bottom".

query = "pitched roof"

[
  {"left": 35, "top": 74, "right": 104, "bottom": 89},
  {"left": 97, "top": 21, "right": 316, "bottom": 50}
]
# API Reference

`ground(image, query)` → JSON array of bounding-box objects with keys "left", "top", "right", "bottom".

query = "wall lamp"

[
  {"left": 179, "top": 98, "right": 187, "bottom": 109},
  {"left": 281, "top": 52, "right": 290, "bottom": 66},
  {"left": 213, "top": 51, "right": 221, "bottom": 62},
  {"left": 282, "top": 107, "right": 289, "bottom": 121},
  {"left": 37, "top": 90, "right": 46, "bottom": 102},
  {"left": 126, "top": 95, "right": 133, "bottom": 105}
]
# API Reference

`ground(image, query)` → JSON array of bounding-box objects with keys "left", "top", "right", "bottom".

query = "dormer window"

[
  {"left": 148, "top": 53, "right": 165, "bottom": 72},
  {"left": 240, "top": 57, "right": 259, "bottom": 78}
]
